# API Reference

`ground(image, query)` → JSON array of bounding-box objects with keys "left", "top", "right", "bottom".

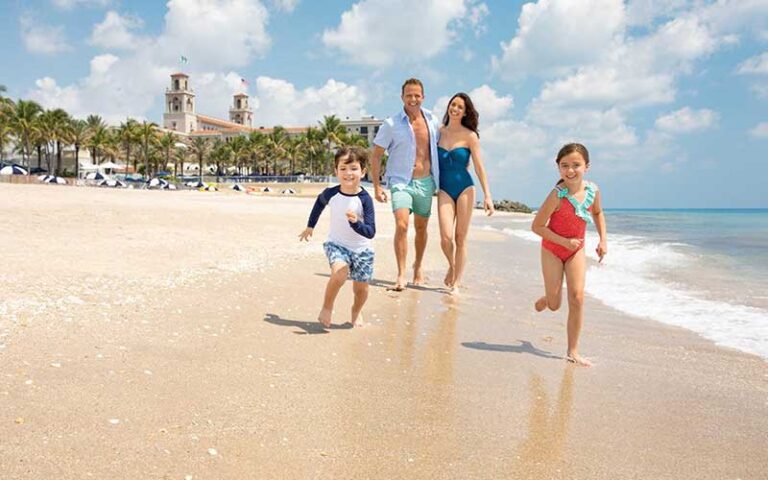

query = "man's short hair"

[
  {"left": 401, "top": 78, "right": 424, "bottom": 96},
  {"left": 334, "top": 147, "right": 369, "bottom": 170}
]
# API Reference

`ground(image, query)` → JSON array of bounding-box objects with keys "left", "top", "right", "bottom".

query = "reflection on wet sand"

[{"left": 514, "top": 367, "right": 576, "bottom": 477}]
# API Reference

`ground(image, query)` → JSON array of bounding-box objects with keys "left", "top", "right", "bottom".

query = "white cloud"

[
  {"left": 90, "top": 11, "right": 145, "bottom": 50},
  {"left": 433, "top": 85, "right": 514, "bottom": 123},
  {"left": 625, "top": 0, "right": 692, "bottom": 26},
  {"left": 492, "top": 0, "right": 626, "bottom": 79},
  {"left": 527, "top": 105, "right": 638, "bottom": 149},
  {"left": 750, "top": 83, "right": 768, "bottom": 99},
  {"left": 52, "top": 0, "right": 111, "bottom": 9},
  {"left": 270, "top": 0, "right": 299, "bottom": 12},
  {"left": 467, "top": 2, "right": 489, "bottom": 36},
  {"left": 249, "top": 77, "right": 367, "bottom": 127},
  {"left": 322, "top": 0, "right": 468, "bottom": 67},
  {"left": 737, "top": 52, "right": 768, "bottom": 75},
  {"left": 655, "top": 107, "right": 719, "bottom": 133},
  {"left": 749, "top": 122, "right": 768, "bottom": 138},
  {"left": 20, "top": 15, "right": 72, "bottom": 54},
  {"left": 483, "top": 119, "right": 549, "bottom": 169}
]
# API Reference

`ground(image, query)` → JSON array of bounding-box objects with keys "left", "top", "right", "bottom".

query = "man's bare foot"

[
  {"left": 566, "top": 353, "right": 593, "bottom": 367},
  {"left": 413, "top": 263, "right": 425, "bottom": 286},
  {"left": 535, "top": 296, "right": 548, "bottom": 312},
  {"left": 444, "top": 266, "right": 454, "bottom": 287},
  {"left": 449, "top": 285, "right": 460, "bottom": 296},
  {"left": 317, "top": 308, "right": 332, "bottom": 328}
]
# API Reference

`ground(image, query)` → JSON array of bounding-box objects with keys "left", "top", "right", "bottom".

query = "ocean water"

[{"left": 479, "top": 209, "right": 768, "bottom": 360}]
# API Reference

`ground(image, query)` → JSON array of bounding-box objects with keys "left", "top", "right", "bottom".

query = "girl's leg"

[
  {"left": 437, "top": 191, "right": 457, "bottom": 287},
  {"left": 350, "top": 281, "right": 369, "bottom": 326},
  {"left": 450, "top": 187, "right": 476, "bottom": 294},
  {"left": 536, "top": 248, "right": 564, "bottom": 312},
  {"left": 563, "top": 249, "right": 591, "bottom": 366},
  {"left": 319, "top": 262, "right": 349, "bottom": 327}
]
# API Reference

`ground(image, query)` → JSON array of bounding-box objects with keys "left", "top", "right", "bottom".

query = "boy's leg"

[
  {"left": 563, "top": 249, "right": 591, "bottom": 366},
  {"left": 536, "top": 248, "right": 564, "bottom": 312},
  {"left": 319, "top": 262, "right": 349, "bottom": 327},
  {"left": 350, "top": 281, "right": 369, "bottom": 326}
]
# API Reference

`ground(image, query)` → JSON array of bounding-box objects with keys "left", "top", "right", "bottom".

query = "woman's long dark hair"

[{"left": 442, "top": 92, "right": 479, "bottom": 138}]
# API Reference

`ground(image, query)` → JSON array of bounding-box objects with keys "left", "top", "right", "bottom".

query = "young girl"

[{"left": 531, "top": 143, "right": 607, "bottom": 367}]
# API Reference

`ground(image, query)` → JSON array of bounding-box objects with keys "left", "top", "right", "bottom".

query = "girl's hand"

[
  {"left": 563, "top": 238, "right": 583, "bottom": 251},
  {"left": 299, "top": 227, "right": 313, "bottom": 242},
  {"left": 484, "top": 198, "right": 495, "bottom": 216},
  {"left": 596, "top": 241, "right": 608, "bottom": 263},
  {"left": 346, "top": 210, "right": 358, "bottom": 223}
]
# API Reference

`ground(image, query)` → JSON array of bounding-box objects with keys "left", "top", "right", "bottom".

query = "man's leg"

[
  {"left": 393, "top": 208, "right": 410, "bottom": 290},
  {"left": 412, "top": 214, "right": 429, "bottom": 285}
]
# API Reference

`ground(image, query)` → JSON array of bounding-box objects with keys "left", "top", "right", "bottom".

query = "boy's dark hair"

[
  {"left": 334, "top": 147, "right": 369, "bottom": 170},
  {"left": 401, "top": 78, "right": 424, "bottom": 95}
]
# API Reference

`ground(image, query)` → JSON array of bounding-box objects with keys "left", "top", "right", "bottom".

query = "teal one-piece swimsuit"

[{"left": 438, "top": 146, "right": 474, "bottom": 201}]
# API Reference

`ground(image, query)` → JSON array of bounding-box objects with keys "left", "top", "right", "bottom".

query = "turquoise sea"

[{"left": 482, "top": 209, "right": 768, "bottom": 359}]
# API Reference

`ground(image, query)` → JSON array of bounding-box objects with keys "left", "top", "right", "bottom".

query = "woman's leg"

[
  {"left": 536, "top": 248, "right": 564, "bottom": 312},
  {"left": 437, "top": 191, "right": 457, "bottom": 287},
  {"left": 450, "top": 187, "right": 476, "bottom": 293},
  {"left": 563, "top": 249, "right": 591, "bottom": 366}
]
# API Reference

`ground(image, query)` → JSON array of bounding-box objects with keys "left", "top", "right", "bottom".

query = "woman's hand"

[{"left": 483, "top": 197, "right": 495, "bottom": 216}]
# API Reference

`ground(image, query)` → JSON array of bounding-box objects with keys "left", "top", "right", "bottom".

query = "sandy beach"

[{"left": 1, "top": 182, "right": 766, "bottom": 479}]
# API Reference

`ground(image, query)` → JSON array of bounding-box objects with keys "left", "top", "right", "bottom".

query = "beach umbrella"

[
  {"left": 43, "top": 176, "right": 67, "bottom": 185},
  {"left": 0, "top": 165, "right": 28, "bottom": 175},
  {"left": 85, "top": 171, "right": 106, "bottom": 180},
  {"left": 261, "top": 186, "right": 272, "bottom": 192},
  {"left": 231, "top": 184, "right": 246, "bottom": 191},
  {"left": 99, "top": 179, "right": 127, "bottom": 188},
  {"left": 281, "top": 188, "right": 296, "bottom": 195},
  {"left": 161, "top": 183, "right": 177, "bottom": 190},
  {"left": 186, "top": 180, "right": 206, "bottom": 188},
  {"left": 203, "top": 185, "right": 218, "bottom": 191},
  {"left": 37, "top": 174, "right": 49, "bottom": 181}
]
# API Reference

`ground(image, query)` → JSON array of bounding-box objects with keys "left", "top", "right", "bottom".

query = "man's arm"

[{"left": 370, "top": 145, "right": 388, "bottom": 203}]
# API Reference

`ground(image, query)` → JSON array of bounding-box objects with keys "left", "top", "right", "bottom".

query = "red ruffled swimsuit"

[{"left": 542, "top": 183, "right": 596, "bottom": 262}]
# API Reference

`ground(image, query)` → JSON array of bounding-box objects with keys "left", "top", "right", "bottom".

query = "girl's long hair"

[
  {"left": 555, "top": 143, "right": 590, "bottom": 186},
  {"left": 442, "top": 92, "right": 479, "bottom": 138}
]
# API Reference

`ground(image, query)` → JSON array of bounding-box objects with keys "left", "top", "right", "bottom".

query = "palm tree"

[
  {"left": 86, "top": 125, "right": 110, "bottom": 167},
  {"left": 188, "top": 136, "right": 210, "bottom": 180},
  {"left": 46, "top": 108, "right": 71, "bottom": 175},
  {"left": 158, "top": 131, "right": 176, "bottom": 178},
  {"left": 227, "top": 136, "right": 247, "bottom": 177},
  {"left": 8, "top": 99, "right": 42, "bottom": 167},
  {"left": 300, "top": 127, "right": 325, "bottom": 176},
  {"left": 264, "top": 126, "right": 288, "bottom": 176},
  {"left": 69, "top": 119, "right": 89, "bottom": 178},
  {"left": 117, "top": 119, "right": 139, "bottom": 175},
  {"left": 210, "top": 138, "right": 232, "bottom": 179},
  {"left": 85, "top": 114, "right": 106, "bottom": 166},
  {"left": 136, "top": 121, "right": 158, "bottom": 177},
  {"left": 318, "top": 114, "right": 346, "bottom": 154},
  {"left": 173, "top": 145, "right": 189, "bottom": 178},
  {"left": 247, "top": 131, "right": 266, "bottom": 175},
  {"left": 283, "top": 136, "right": 302, "bottom": 176},
  {"left": 0, "top": 122, "right": 12, "bottom": 163}
]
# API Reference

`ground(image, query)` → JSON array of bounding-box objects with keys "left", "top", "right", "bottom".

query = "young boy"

[{"left": 299, "top": 147, "right": 375, "bottom": 327}]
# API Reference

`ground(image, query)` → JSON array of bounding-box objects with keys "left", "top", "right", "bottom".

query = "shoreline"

[{"left": 1, "top": 183, "right": 766, "bottom": 479}]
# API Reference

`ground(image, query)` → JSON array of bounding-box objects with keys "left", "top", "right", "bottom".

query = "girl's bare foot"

[
  {"left": 444, "top": 266, "right": 454, "bottom": 287},
  {"left": 318, "top": 308, "right": 332, "bottom": 328},
  {"left": 566, "top": 353, "right": 593, "bottom": 367},
  {"left": 534, "top": 296, "right": 548, "bottom": 312}
]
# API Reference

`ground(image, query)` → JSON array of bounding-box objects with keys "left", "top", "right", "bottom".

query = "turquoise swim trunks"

[{"left": 390, "top": 176, "right": 436, "bottom": 217}]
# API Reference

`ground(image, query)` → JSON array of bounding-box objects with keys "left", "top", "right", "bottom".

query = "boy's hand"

[
  {"left": 596, "top": 241, "right": 608, "bottom": 263},
  {"left": 563, "top": 238, "right": 583, "bottom": 251},
  {"left": 298, "top": 227, "right": 313, "bottom": 242},
  {"left": 346, "top": 210, "right": 358, "bottom": 223}
]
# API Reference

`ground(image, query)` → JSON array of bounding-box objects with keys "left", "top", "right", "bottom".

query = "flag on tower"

[
  {"left": 180, "top": 55, "right": 188, "bottom": 64},
  {"left": 240, "top": 78, "right": 249, "bottom": 87}
]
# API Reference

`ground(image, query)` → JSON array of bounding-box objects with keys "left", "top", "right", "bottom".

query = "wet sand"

[{"left": 0, "top": 183, "right": 766, "bottom": 479}]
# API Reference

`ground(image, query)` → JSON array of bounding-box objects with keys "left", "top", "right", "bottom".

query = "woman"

[{"left": 437, "top": 92, "right": 494, "bottom": 295}]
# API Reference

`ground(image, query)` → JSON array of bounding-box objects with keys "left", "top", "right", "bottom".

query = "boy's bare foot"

[
  {"left": 566, "top": 353, "right": 593, "bottom": 367},
  {"left": 444, "top": 266, "right": 454, "bottom": 287},
  {"left": 534, "top": 296, "right": 548, "bottom": 312},
  {"left": 317, "top": 308, "right": 332, "bottom": 328},
  {"left": 350, "top": 310, "right": 363, "bottom": 327},
  {"left": 413, "top": 263, "right": 425, "bottom": 286}
]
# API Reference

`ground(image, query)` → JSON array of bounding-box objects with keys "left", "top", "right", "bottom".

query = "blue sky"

[{"left": 1, "top": 0, "right": 767, "bottom": 207}]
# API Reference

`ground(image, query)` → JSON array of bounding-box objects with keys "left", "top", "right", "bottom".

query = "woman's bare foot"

[
  {"left": 412, "top": 263, "right": 425, "bottom": 286},
  {"left": 534, "top": 296, "right": 548, "bottom": 312},
  {"left": 444, "top": 266, "right": 454, "bottom": 287},
  {"left": 390, "top": 275, "right": 407, "bottom": 291},
  {"left": 449, "top": 285, "right": 460, "bottom": 296},
  {"left": 566, "top": 353, "right": 593, "bottom": 367},
  {"left": 317, "top": 308, "right": 332, "bottom": 328}
]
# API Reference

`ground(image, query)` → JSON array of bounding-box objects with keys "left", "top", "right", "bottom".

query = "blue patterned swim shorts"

[{"left": 323, "top": 241, "right": 374, "bottom": 283}]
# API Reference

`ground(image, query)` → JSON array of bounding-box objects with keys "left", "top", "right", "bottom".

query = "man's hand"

[
  {"left": 374, "top": 186, "right": 388, "bottom": 203},
  {"left": 298, "top": 227, "right": 313, "bottom": 242}
]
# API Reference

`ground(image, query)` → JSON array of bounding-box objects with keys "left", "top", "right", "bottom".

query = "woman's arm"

[{"left": 468, "top": 133, "right": 494, "bottom": 215}]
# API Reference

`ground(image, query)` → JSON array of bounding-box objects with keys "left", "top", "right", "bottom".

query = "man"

[{"left": 370, "top": 78, "right": 440, "bottom": 291}]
